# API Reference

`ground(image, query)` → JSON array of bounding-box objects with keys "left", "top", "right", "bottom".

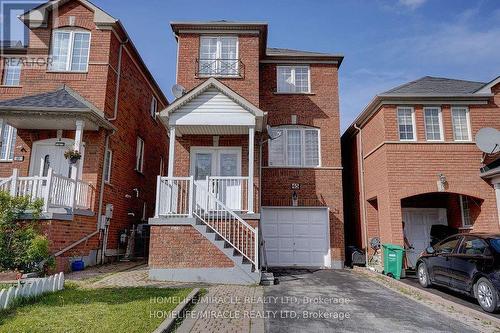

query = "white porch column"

[
  {"left": 71, "top": 120, "right": 85, "bottom": 180},
  {"left": 248, "top": 126, "right": 255, "bottom": 213},
  {"left": 167, "top": 126, "right": 176, "bottom": 178}
]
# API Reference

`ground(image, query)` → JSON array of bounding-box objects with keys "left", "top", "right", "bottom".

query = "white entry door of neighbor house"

[
  {"left": 190, "top": 147, "right": 242, "bottom": 211},
  {"left": 261, "top": 207, "right": 331, "bottom": 268},
  {"left": 29, "top": 139, "right": 81, "bottom": 178},
  {"left": 402, "top": 208, "right": 448, "bottom": 268}
]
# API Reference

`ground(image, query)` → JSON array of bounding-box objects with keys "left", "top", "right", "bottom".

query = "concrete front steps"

[{"left": 192, "top": 219, "right": 261, "bottom": 285}]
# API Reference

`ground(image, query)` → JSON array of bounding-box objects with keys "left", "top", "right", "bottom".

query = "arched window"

[{"left": 268, "top": 126, "right": 321, "bottom": 167}]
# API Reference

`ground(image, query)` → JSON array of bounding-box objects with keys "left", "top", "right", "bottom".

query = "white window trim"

[
  {"left": 276, "top": 65, "right": 311, "bottom": 94},
  {"left": 0, "top": 124, "right": 17, "bottom": 161},
  {"left": 397, "top": 106, "right": 417, "bottom": 142},
  {"left": 159, "top": 156, "right": 164, "bottom": 176},
  {"left": 49, "top": 29, "right": 92, "bottom": 73},
  {"left": 135, "top": 137, "right": 145, "bottom": 173},
  {"left": 451, "top": 106, "right": 472, "bottom": 142},
  {"left": 104, "top": 149, "right": 112, "bottom": 183},
  {"left": 150, "top": 96, "right": 158, "bottom": 120},
  {"left": 459, "top": 195, "right": 472, "bottom": 228},
  {"left": 2, "top": 57, "right": 22, "bottom": 86},
  {"left": 268, "top": 126, "right": 321, "bottom": 168},
  {"left": 198, "top": 35, "right": 239, "bottom": 77},
  {"left": 423, "top": 106, "right": 444, "bottom": 142}
]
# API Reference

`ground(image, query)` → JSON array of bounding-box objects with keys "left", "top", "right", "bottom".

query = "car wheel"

[
  {"left": 475, "top": 278, "right": 499, "bottom": 313},
  {"left": 417, "top": 262, "right": 431, "bottom": 288}
]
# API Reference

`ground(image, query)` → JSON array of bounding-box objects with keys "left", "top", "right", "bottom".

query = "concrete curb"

[
  {"left": 152, "top": 288, "right": 200, "bottom": 333},
  {"left": 353, "top": 267, "right": 500, "bottom": 333}
]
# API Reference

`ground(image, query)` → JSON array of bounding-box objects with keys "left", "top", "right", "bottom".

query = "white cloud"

[{"left": 398, "top": 0, "right": 427, "bottom": 10}]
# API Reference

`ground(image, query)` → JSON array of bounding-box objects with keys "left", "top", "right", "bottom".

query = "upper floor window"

[
  {"left": 269, "top": 126, "right": 320, "bottom": 167},
  {"left": 451, "top": 107, "right": 471, "bottom": 141},
  {"left": 198, "top": 36, "right": 239, "bottom": 76},
  {"left": 2, "top": 58, "right": 22, "bottom": 86},
  {"left": 397, "top": 107, "right": 416, "bottom": 141},
  {"left": 277, "top": 66, "right": 310, "bottom": 93},
  {"left": 150, "top": 96, "right": 158, "bottom": 120},
  {"left": 424, "top": 107, "right": 443, "bottom": 141},
  {"left": 1, "top": 124, "right": 17, "bottom": 161},
  {"left": 49, "top": 30, "right": 91, "bottom": 72},
  {"left": 135, "top": 137, "right": 145, "bottom": 173}
]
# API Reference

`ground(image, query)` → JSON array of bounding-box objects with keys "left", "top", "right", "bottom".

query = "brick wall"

[{"left": 343, "top": 84, "right": 500, "bottom": 251}]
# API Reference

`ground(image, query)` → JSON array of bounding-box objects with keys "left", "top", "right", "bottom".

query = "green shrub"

[{"left": 0, "top": 191, "right": 52, "bottom": 273}]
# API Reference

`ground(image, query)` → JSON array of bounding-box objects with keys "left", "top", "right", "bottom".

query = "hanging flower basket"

[{"left": 64, "top": 149, "right": 82, "bottom": 164}]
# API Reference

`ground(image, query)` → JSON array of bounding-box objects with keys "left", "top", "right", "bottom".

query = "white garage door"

[{"left": 261, "top": 207, "right": 331, "bottom": 268}]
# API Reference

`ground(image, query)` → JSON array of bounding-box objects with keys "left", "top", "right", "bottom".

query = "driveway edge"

[
  {"left": 152, "top": 288, "right": 200, "bottom": 333},
  {"left": 353, "top": 267, "right": 500, "bottom": 333}
]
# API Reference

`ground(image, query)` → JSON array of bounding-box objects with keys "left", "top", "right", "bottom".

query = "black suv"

[{"left": 417, "top": 233, "right": 500, "bottom": 313}]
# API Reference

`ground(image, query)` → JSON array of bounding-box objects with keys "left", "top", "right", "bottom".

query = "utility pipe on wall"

[{"left": 354, "top": 124, "right": 369, "bottom": 267}]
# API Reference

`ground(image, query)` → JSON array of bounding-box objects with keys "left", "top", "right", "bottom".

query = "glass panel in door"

[
  {"left": 217, "top": 151, "right": 242, "bottom": 211},
  {"left": 194, "top": 152, "right": 215, "bottom": 212}
]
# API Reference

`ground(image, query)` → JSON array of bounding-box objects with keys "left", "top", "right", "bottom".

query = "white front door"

[
  {"left": 261, "top": 207, "right": 331, "bottom": 268},
  {"left": 190, "top": 148, "right": 242, "bottom": 210},
  {"left": 31, "top": 141, "right": 72, "bottom": 178},
  {"left": 402, "top": 208, "right": 448, "bottom": 268}
]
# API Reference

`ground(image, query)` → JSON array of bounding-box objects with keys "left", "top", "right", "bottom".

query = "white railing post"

[
  {"left": 254, "top": 226, "right": 259, "bottom": 272},
  {"left": 9, "top": 169, "right": 18, "bottom": 196},
  {"left": 70, "top": 179, "right": 77, "bottom": 211},
  {"left": 43, "top": 168, "right": 53, "bottom": 212},
  {"left": 188, "top": 176, "right": 194, "bottom": 217},
  {"left": 155, "top": 176, "right": 161, "bottom": 218}
]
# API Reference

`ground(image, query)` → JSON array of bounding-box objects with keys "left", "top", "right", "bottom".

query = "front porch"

[
  {"left": 0, "top": 85, "right": 115, "bottom": 218},
  {"left": 149, "top": 78, "right": 265, "bottom": 284}
]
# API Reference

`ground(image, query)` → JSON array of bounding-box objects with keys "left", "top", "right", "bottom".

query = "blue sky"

[{"left": 10, "top": 0, "right": 500, "bottom": 131}]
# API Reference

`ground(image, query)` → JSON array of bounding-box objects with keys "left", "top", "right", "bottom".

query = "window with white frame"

[
  {"left": 103, "top": 149, "right": 112, "bottom": 183},
  {"left": 452, "top": 107, "right": 471, "bottom": 141},
  {"left": 2, "top": 58, "right": 22, "bottom": 86},
  {"left": 150, "top": 96, "right": 158, "bottom": 119},
  {"left": 49, "top": 29, "right": 91, "bottom": 72},
  {"left": 135, "top": 137, "right": 145, "bottom": 173},
  {"left": 268, "top": 126, "right": 320, "bottom": 167},
  {"left": 460, "top": 195, "right": 472, "bottom": 227},
  {"left": 277, "top": 66, "right": 310, "bottom": 93},
  {"left": 397, "top": 107, "right": 416, "bottom": 141},
  {"left": 159, "top": 156, "right": 164, "bottom": 176},
  {"left": 424, "top": 107, "right": 443, "bottom": 141},
  {"left": 199, "top": 36, "right": 238, "bottom": 76},
  {"left": 0, "top": 124, "right": 17, "bottom": 161}
]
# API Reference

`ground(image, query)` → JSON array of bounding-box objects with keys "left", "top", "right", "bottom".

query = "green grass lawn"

[{"left": 0, "top": 284, "right": 192, "bottom": 333}]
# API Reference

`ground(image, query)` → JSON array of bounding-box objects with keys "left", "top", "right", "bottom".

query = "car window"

[
  {"left": 435, "top": 237, "right": 460, "bottom": 254},
  {"left": 459, "top": 238, "right": 489, "bottom": 255},
  {"left": 490, "top": 239, "right": 500, "bottom": 253}
]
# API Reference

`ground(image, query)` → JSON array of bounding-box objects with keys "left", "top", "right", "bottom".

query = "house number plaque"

[{"left": 291, "top": 183, "right": 300, "bottom": 190}]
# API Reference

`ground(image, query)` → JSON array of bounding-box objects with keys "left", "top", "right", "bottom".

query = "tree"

[{"left": 0, "top": 192, "right": 53, "bottom": 273}]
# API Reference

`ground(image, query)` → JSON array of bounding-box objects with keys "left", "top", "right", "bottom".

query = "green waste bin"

[{"left": 382, "top": 244, "right": 405, "bottom": 280}]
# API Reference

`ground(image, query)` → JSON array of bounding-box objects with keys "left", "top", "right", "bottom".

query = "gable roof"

[
  {"left": 0, "top": 86, "right": 115, "bottom": 130},
  {"left": 382, "top": 76, "right": 486, "bottom": 96},
  {"left": 159, "top": 78, "right": 265, "bottom": 130},
  {"left": 20, "top": 0, "right": 116, "bottom": 28}
]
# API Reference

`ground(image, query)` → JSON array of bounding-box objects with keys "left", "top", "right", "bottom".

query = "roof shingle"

[
  {"left": 382, "top": 76, "right": 486, "bottom": 95},
  {"left": 0, "top": 86, "right": 88, "bottom": 109}
]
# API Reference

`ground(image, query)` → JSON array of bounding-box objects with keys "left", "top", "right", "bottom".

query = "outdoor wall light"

[{"left": 437, "top": 173, "right": 448, "bottom": 192}]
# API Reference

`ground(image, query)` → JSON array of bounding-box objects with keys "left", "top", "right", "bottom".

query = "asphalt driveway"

[{"left": 264, "top": 269, "right": 478, "bottom": 333}]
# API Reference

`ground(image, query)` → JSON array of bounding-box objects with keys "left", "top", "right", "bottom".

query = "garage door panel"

[{"left": 261, "top": 208, "right": 330, "bottom": 268}]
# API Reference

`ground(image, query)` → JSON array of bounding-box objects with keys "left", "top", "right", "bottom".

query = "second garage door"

[{"left": 261, "top": 207, "right": 331, "bottom": 268}]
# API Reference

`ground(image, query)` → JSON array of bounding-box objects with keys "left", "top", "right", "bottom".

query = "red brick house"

[
  {"left": 0, "top": 0, "right": 168, "bottom": 271},
  {"left": 149, "top": 21, "right": 344, "bottom": 284},
  {"left": 342, "top": 76, "right": 500, "bottom": 269}
]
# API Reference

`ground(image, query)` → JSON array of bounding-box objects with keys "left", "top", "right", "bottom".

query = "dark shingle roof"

[
  {"left": 382, "top": 76, "right": 486, "bottom": 96},
  {"left": 0, "top": 86, "right": 88, "bottom": 109},
  {"left": 0, "top": 40, "right": 25, "bottom": 49},
  {"left": 266, "top": 47, "right": 339, "bottom": 57}
]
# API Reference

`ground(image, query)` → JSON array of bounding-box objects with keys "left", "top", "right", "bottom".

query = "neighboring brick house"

[
  {"left": 149, "top": 21, "right": 344, "bottom": 284},
  {"left": 0, "top": 0, "right": 168, "bottom": 271},
  {"left": 342, "top": 76, "right": 500, "bottom": 269}
]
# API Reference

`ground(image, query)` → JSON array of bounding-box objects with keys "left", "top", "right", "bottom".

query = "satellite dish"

[
  {"left": 171, "top": 84, "right": 186, "bottom": 99},
  {"left": 475, "top": 127, "right": 500, "bottom": 154},
  {"left": 266, "top": 125, "right": 283, "bottom": 141}
]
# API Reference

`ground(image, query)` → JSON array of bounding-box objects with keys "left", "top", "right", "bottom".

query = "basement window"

[{"left": 460, "top": 195, "right": 472, "bottom": 228}]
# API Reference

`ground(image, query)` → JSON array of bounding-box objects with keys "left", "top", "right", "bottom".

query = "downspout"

[
  {"left": 354, "top": 124, "right": 369, "bottom": 267},
  {"left": 53, "top": 130, "right": 114, "bottom": 260},
  {"left": 174, "top": 32, "right": 180, "bottom": 82},
  {"left": 108, "top": 38, "right": 129, "bottom": 121}
]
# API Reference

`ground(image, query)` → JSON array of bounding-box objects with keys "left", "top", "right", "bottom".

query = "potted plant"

[{"left": 64, "top": 149, "right": 82, "bottom": 164}]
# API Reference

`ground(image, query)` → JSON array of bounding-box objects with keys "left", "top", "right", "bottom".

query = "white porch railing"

[
  {"left": 0, "top": 169, "right": 94, "bottom": 213},
  {"left": 154, "top": 176, "right": 258, "bottom": 268},
  {"left": 208, "top": 176, "right": 249, "bottom": 212}
]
